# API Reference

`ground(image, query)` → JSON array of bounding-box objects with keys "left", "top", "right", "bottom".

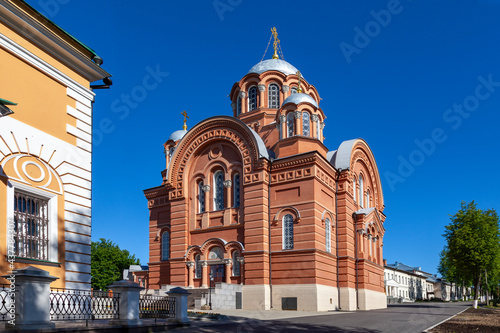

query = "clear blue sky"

[{"left": 28, "top": 0, "right": 500, "bottom": 275}]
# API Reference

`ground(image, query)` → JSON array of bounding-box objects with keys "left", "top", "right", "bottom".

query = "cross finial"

[
  {"left": 271, "top": 27, "right": 280, "bottom": 60},
  {"left": 296, "top": 71, "right": 303, "bottom": 93},
  {"left": 181, "top": 110, "right": 189, "bottom": 130}
]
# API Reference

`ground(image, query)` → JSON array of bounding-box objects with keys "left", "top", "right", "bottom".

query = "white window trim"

[{"left": 6, "top": 180, "right": 58, "bottom": 262}]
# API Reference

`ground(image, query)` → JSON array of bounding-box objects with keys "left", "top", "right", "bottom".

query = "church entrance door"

[{"left": 210, "top": 264, "right": 225, "bottom": 286}]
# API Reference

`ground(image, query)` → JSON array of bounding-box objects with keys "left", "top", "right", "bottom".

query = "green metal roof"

[
  {"left": 0, "top": 98, "right": 17, "bottom": 106},
  {"left": 20, "top": 0, "right": 98, "bottom": 57}
]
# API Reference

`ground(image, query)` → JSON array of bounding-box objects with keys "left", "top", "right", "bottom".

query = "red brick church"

[{"left": 144, "top": 32, "right": 387, "bottom": 311}]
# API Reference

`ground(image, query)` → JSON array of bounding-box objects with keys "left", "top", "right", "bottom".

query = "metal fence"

[
  {"left": 0, "top": 284, "right": 14, "bottom": 322},
  {"left": 139, "top": 294, "right": 176, "bottom": 319},
  {"left": 50, "top": 289, "right": 120, "bottom": 321}
]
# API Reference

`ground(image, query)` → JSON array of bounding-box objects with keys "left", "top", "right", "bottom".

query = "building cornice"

[{"left": 0, "top": 1, "right": 110, "bottom": 82}]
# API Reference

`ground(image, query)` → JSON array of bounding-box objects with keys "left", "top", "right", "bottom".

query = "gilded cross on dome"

[
  {"left": 181, "top": 110, "right": 189, "bottom": 130},
  {"left": 271, "top": 27, "right": 280, "bottom": 60},
  {"left": 296, "top": 70, "right": 303, "bottom": 93}
]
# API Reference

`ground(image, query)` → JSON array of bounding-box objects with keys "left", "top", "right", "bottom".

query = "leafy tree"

[
  {"left": 439, "top": 201, "right": 500, "bottom": 308},
  {"left": 91, "top": 238, "right": 140, "bottom": 290}
]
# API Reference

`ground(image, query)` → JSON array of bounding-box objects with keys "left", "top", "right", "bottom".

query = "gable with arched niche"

[
  {"left": 359, "top": 218, "right": 384, "bottom": 265},
  {"left": 166, "top": 116, "right": 268, "bottom": 201},
  {"left": 334, "top": 139, "right": 384, "bottom": 211},
  {"left": 188, "top": 142, "right": 243, "bottom": 229}
]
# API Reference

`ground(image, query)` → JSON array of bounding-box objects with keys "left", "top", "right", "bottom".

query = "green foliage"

[
  {"left": 438, "top": 201, "right": 500, "bottom": 300},
  {"left": 91, "top": 238, "right": 140, "bottom": 290}
]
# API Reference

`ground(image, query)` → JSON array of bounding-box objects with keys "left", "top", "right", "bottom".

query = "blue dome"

[
  {"left": 282, "top": 93, "right": 318, "bottom": 108},
  {"left": 168, "top": 129, "right": 187, "bottom": 142}
]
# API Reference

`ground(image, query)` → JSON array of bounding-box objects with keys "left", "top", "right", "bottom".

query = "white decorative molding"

[{"left": 0, "top": 32, "right": 95, "bottom": 103}]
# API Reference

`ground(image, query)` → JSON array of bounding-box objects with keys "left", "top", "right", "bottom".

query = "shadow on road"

[
  {"left": 180, "top": 320, "right": 382, "bottom": 333},
  {"left": 387, "top": 304, "right": 444, "bottom": 309}
]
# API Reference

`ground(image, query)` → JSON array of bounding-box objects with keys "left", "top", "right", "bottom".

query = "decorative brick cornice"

[{"left": 167, "top": 117, "right": 265, "bottom": 199}]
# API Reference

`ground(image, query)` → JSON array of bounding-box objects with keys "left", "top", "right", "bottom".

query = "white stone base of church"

[
  {"left": 358, "top": 288, "right": 387, "bottom": 310},
  {"left": 271, "top": 284, "right": 339, "bottom": 311}
]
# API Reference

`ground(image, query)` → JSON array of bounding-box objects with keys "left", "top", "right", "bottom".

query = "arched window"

[
  {"left": 366, "top": 190, "right": 370, "bottom": 208},
  {"left": 302, "top": 112, "right": 310, "bottom": 137},
  {"left": 195, "top": 254, "right": 201, "bottom": 278},
  {"left": 214, "top": 170, "right": 224, "bottom": 211},
  {"left": 161, "top": 231, "right": 170, "bottom": 260},
  {"left": 232, "top": 250, "right": 240, "bottom": 276},
  {"left": 316, "top": 116, "right": 320, "bottom": 139},
  {"left": 291, "top": 87, "right": 298, "bottom": 94},
  {"left": 248, "top": 86, "right": 258, "bottom": 111},
  {"left": 287, "top": 112, "right": 294, "bottom": 137},
  {"left": 325, "top": 218, "right": 331, "bottom": 253},
  {"left": 233, "top": 173, "right": 240, "bottom": 207},
  {"left": 208, "top": 247, "right": 224, "bottom": 260},
  {"left": 198, "top": 181, "right": 205, "bottom": 213},
  {"left": 283, "top": 214, "right": 294, "bottom": 249},
  {"left": 353, "top": 177, "right": 357, "bottom": 202},
  {"left": 268, "top": 84, "right": 280, "bottom": 108},
  {"left": 236, "top": 96, "right": 242, "bottom": 116},
  {"left": 359, "top": 175, "right": 364, "bottom": 208}
]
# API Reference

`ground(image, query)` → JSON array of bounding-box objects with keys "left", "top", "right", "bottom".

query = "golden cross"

[
  {"left": 181, "top": 110, "right": 189, "bottom": 130},
  {"left": 296, "top": 71, "right": 303, "bottom": 93},
  {"left": 271, "top": 27, "right": 280, "bottom": 60}
]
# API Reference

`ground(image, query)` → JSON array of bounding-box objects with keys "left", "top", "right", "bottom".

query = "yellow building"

[{"left": 0, "top": 0, "right": 110, "bottom": 289}]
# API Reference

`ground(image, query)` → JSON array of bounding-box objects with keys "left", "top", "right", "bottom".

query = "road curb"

[{"left": 422, "top": 306, "right": 470, "bottom": 332}]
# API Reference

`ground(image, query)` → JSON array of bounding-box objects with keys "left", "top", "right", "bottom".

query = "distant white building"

[
  {"left": 384, "top": 261, "right": 431, "bottom": 302},
  {"left": 383, "top": 260, "right": 471, "bottom": 303}
]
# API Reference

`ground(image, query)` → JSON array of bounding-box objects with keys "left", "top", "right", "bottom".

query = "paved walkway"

[{"left": 178, "top": 302, "right": 471, "bottom": 333}]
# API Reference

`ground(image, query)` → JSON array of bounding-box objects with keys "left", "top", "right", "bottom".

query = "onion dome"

[
  {"left": 168, "top": 129, "right": 187, "bottom": 142},
  {"left": 247, "top": 59, "right": 299, "bottom": 76},
  {"left": 282, "top": 93, "right": 319, "bottom": 108}
]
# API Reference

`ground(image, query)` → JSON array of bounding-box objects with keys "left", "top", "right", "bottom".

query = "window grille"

[
  {"left": 316, "top": 117, "right": 320, "bottom": 139},
  {"left": 233, "top": 173, "right": 240, "bottom": 207},
  {"left": 283, "top": 214, "right": 294, "bottom": 249},
  {"left": 232, "top": 251, "right": 240, "bottom": 276},
  {"left": 302, "top": 112, "right": 310, "bottom": 137},
  {"left": 287, "top": 112, "right": 294, "bottom": 137},
  {"left": 325, "top": 218, "right": 331, "bottom": 253},
  {"left": 14, "top": 191, "right": 49, "bottom": 260},
  {"left": 236, "top": 96, "right": 242, "bottom": 116},
  {"left": 249, "top": 86, "right": 257, "bottom": 111},
  {"left": 268, "top": 84, "right": 280, "bottom": 108},
  {"left": 198, "top": 181, "right": 205, "bottom": 213},
  {"left": 162, "top": 231, "right": 170, "bottom": 260},
  {"left": 359, "top": 175, "right": 364, "bottom": 208},
  {"left": 195, "top": 255, "right": 201, "bottom": 278},
  {"left": 214, "top": 171, "right": 224, "bottom": 210},
  {"left": 353, "top": 178, "right": 357, "bottom": 202}
]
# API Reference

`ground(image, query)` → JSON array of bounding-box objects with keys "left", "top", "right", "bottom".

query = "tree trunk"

[
  {"left": 484, "top": 269, "right": 489, "bottom": 306},
  {"left": 473, "top": 274, "right": 481, "bottom": 309}
]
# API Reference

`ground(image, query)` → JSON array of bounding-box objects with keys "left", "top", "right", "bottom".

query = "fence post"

[
  {"left": 108, "top": 280, "right": 143, "bottom": 326},
  {"left": 2, "top": 266, "right": 58, "bottom": 330},
  {"left": 167, "top": 287, "right": 190, "bottom": 325}
]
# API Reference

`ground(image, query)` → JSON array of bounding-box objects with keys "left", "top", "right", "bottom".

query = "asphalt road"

[{"left": 174, "top": 302, "right": 471, "bottom": 333}]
